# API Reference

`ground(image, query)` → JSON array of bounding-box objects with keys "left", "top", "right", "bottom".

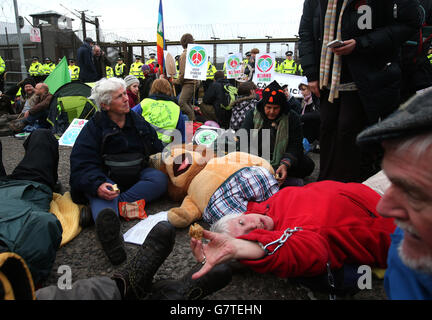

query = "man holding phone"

[{"left": 298, "top": 0, "right": 422, "bottom": 183}]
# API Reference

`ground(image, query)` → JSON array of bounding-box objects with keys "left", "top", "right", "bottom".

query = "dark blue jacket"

[
  {"left": 70, "top": 110, "right": 164, "bottom": 204},
  {"left": 384, "top": 227, "right": 432, "bottom": 299},
  {"left": 77, "top": 42, "right": 98, "bottom": 82}
]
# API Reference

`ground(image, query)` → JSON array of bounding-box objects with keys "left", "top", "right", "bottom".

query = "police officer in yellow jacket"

[
  {"left": 0, "top": 55, "right": 5, "bottom": 92},
  {"left": 243, "top": 52, "right": 251, "bottom": 69},
  {"left": 68, "top": 58, "right": 80, "bottom": 81},
  {"left": 276, "top": 51, "right": 298, "bottom": 75},
  {"left": 29, "top": 56, "right": 44, "bottom": 83},
  {"left": 114, "top": 57, "right": 128, "bottom": 78},
  {"left": 129, "top": 56, "right": 145, "bottom": 79},
  {"left": 146, "top": 53, "right": 156, "bottom": 65},
  {"left": 106, "top": 65, "right": 114, "bottom": 78},
  {"left": 42, "top": 57, "right": 56, "bottom": 77},
  {"left": 204, "top": 58, "right": 217, "bottom": 93}
]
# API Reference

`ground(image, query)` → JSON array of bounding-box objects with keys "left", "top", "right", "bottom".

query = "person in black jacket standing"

[
  {"left": 77, "top": 37, "right": 98, "bottom": 83},
  {"left": 298, "top": 0, "right": 422, "bottom": 183}
]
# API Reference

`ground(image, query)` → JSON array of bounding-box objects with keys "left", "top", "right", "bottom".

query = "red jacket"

[
  {"left": 238, "top": 181, "right": 396, "bottom": 278},
  {"left": 127, "top": 90, "right": 139, "bottom": 109}
]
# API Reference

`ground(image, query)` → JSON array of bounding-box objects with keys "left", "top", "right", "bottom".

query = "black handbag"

[{"left": 103, "top": 152, "right": 145, "bottom": 191}]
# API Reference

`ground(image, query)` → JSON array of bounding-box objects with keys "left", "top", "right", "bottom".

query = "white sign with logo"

[
  {"left": 30, "top": 28, "right": 41, "bottom": 43},
  {"left": 252, "top": 53, "right": 276, "bottom": 84},
  {"left": 255, "top": 73, "right": 309, "bottom": 99},
  {"left": 59, "top": 119, "right": 88, "bottom": 147},
  {"left": 184, "top": 44, "right": 211, "bottom": 81},
  {"left": 224, "top": 53, "right": 243, "bottom": 79}
]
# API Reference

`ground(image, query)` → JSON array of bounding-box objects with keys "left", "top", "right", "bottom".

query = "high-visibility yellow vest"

[
  {"left": 106, "top": 66, "right": 114, "bottom": 78},
  {"left": 276, "top": 59, "right": 298, "bottom": 74},
  {"left": 428, "top": 54, "right": 432, "bottom": 64},
  {"left": 0, "top": 56, "right": 5, "bottom": 75},
  {"left": 298, "top": 64, "right": 303, "bottom": 76},
  {"left": 29, "top": 62, "right": 44, "bottom": 76},
  {"left": 140, "top": 98, "right": 180, "bottom": 144},
  {"left": 42, "top": 63, "right": 56, "bottom": 75},
  {"left": 173, "top": 61, "right": 179, "bottom": 79},
  {"left": 206, "top": 62, "right": 217, "bottom": 80},
  {"left": 69, "top": 65, "right": 80, "bottom": 80},
  {"left": 146, "top": 58, "right": 156, "bottom": 65},
  {"left": 242, "top": 58, "right": 249, "bottom": 68},
  {"left": 115, "top": 63, "right": 126, "bottom": 77},
  {"left": 129, "top": 62, "right": 144, "bottom": 79}
]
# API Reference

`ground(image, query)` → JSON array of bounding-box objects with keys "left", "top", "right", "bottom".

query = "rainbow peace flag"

[{"left": 157, "top": 0, "right": 165, "bottom": 75}]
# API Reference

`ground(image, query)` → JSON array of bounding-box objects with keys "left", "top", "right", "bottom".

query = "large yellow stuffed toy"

[{"left": 156, "top": 144, "right": 274, "bottom": 228}]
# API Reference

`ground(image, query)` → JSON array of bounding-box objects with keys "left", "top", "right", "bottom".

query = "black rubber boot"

[
  {"left": 95, "top": 208, "right": 126, "bottom": 266},
  {"left": 149, "top": 262, "right": 232, "bottom": 300},
  {"left": 112, "top": 221, "right": 176, "bottom": 300}
]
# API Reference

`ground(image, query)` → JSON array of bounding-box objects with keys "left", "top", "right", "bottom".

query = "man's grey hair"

[
  {"left": 210, "top": 213, "right": 243, "bottom": 235},
  {"left": 386, "top": 131, "right": 432, "bottom": 160},
  {"left": 90, "top": 77, "right": 126, "bottom": 110}
]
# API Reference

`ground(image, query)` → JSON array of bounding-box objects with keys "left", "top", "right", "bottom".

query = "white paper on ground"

[{"left": 123, "top": 211, "right": 168, "bottom": 245}]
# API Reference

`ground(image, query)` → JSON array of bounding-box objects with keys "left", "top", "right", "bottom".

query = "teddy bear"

[{"left": 155, "top": 144, "right": 274, "bottom": 228}]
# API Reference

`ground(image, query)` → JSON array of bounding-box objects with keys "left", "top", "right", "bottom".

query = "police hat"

[
  {"left": 68, "top": 58, "right": 75, "bottom": 63},
  {"left": 32, "top": 56, "right": 39, "bottom": 60},
  {"left": 175, "top": 55, "right": 180, "bottom": 60},
  {"left": 357, "top": 89, "right": 432, "bottom": 147},
  {"left": 245, "top": 51, "right": 251, "bottom": 57},
  {"left": 149, "top": 53, "right": 156, "bottom": 57},
  {"left": 135, "top": 55, "right": 142, "bottom": 60},
  {"left": 44, "top": 57, "right": 51, "bottom": 62},
  {"left": 117, "top": 57, "right": 123, "bottom": 61},
  {"left": 286, "top": 51, "right": 293, "bottom": 56},
  {"left": 84, "top": 37, "right": 94, "bottom": 44}
]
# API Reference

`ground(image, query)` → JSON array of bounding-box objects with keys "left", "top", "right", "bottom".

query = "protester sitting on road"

[
  {"left": 240, "top": 80, "right": 315, "bottom": 187},
  {"left": 357, "top": 89, "right": 432, "bottom": 299},
  {"left": 190, "top": 180, "right": 396, "bottom": 296},
  {"left": 132, "top": 78, "right": 186, "bottom": 145},
  {"left": 69, "top": 77, "right": 168, "bottom": 266},
  {"left": 0, "top": 129, "right": 62, "bottom": 285},
  {"left": 2, "top": 221, "right": 232, "bottom": 300},
  {"left": 199, "top": 71, "right": 233, "bottom": 129},
  {"left": 281, "top": 84, "right": 302, "bottom": 114},
  {"left": 124, "top": 75, "right": 140, "bottom": 109},
  {"left": 229, "top": 81, "right": 259, "bottom": 131},
  {"left": 9, "top": 82, "right": 53, "bottom": 133},
  {"left": 298, "top": 83, "right": 320, "bottom": 149}
]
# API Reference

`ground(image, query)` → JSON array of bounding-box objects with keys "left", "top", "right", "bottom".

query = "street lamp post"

[
  {"left": 13, "top": 0, "right": 27, "bottom": 79},
  {"left": 237, "top": 36, "right": 245, "bottom": 55},
  {"left": 210, "top": 37, "right": 219, "bottom": 65}
]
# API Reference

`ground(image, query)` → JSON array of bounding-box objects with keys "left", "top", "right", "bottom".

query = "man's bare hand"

[
  {"left": 333, "top": 39, "right": 356, "bottom": 56},
  {"left": 97, "top": 182, "right": 120, "bottom": 201},
  {"left": 308, "top": 81, "right": 320, "bottom": 98}
]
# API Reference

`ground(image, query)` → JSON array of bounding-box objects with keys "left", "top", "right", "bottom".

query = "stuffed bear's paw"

[{"left": 168, "top": 208, "right": 194, "bottom": 228}]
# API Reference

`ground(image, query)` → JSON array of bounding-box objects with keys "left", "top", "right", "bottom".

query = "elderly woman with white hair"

[{"left": 70, "top": 77, "right": 168, "bottom": 265}]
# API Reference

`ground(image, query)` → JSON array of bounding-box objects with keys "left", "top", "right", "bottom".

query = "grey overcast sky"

[{"left": 1, "top": 0, "right": 306, "bottom": 39}]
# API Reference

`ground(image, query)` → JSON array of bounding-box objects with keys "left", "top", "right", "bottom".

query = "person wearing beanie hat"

[
  {"left": 124, "top": 75, "right": 140, "bottom": 109},
  {"left": 355, "top": 89, "right": 432, "bottom": 300},
  {"left": 240, "top": 80, "right": 315, "bottom": 186}
]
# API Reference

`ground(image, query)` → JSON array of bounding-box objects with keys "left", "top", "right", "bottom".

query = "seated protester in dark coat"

[
  {"left": 132, "top": 78, "right": 186, "bottom": 145},
  {"left": 282, "top": 84, "right": 302, "bottom": 115},
  {"left": 229, "top": 81, "right": 259, "bottom": 131},
  {"left": 0, "top": 129, "right": 62, "bottom": 285},
  {"left": 70, "top": 77, "right": 168, "bottom": 266},
  {"left": 240, "top": 81, "right": 315, "bottom": 187},
  {"left": 298, "top": 83, "right": 320, "bottom": 147},
  {"left": 199, "top": 71, "right": 232, "bottom": 129}
]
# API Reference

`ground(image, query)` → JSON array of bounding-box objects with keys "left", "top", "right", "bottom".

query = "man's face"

[
  {"left": 264, "top": 103, "right": 281, "bottom": 120},
  {"left": 94, "top": 48, "right": 101, "bottom": 56},
  {"left": 286, "top": 54, "right": 293, "bottom": 60},
  {"left": 24, "top": 84, "right": 35, "bottom": 95},
  {"left": 35, "top": 83, "right": 46, "bottom": 96},
  {"left": 377, "top": 141, "right": 432, "bottom": 273}
]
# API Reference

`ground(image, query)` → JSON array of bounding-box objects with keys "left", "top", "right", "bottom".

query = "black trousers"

[
  {"left": 0, "top": 129, "right": 59, "bottom": 190},
  {"left": 318, "top": 90, "right": 377, "bottom": 183}
]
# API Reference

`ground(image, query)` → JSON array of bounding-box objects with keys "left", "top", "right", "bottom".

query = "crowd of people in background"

[{"left": 1, "top": 0, "right": 432, "bottom": 302}]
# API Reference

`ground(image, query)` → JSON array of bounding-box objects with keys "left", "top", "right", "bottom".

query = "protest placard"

[
  {"left": 58, "top": 119, "right": 88, "bottom": 147},
  {"left": 184, "top": 44, "right": 211, "bottom": 81},
  {"left": 224, "top": 53, "right": 243, "bottom": 79},
  {"left": 253, "top": 53, "right": 276, "bottom": 84},
  {"left": 255, "top": 73, "right": 309, "bottom": 98}
]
